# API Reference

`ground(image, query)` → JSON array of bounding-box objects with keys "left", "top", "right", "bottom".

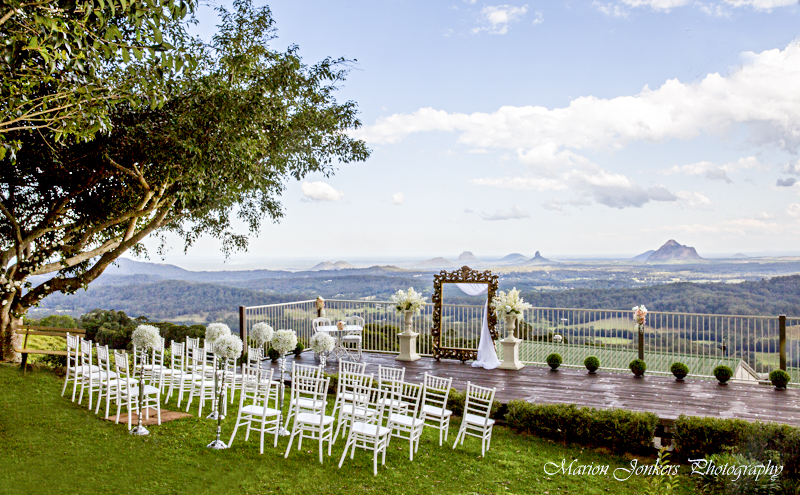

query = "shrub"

[
  {"left": 694, "top": 452, "right": 782, "bottom": 495},
  {"left": 713, "top": 365, "right": 733, "bottom": 384},
  {"left": 670, "top": 362, "right": 689, "bottom": 380},
  {"left": 267, "top": 347, "right": 280, "bottom": 362},
  {"left": 584, "top": 356, "right": 600, "bottom": 373},
  {"left": 769, "top": 369, "right": 791, "bottom": 389},
  {"left": 505, "top": 400, "right": 657, "bottom": 454},
  {"left": 294, "top": 342, "right": 305, "bottom": 356},
  {"left": 629, "top": 358, "right": 646, "bottom": 376},
  {"left": 673, "top": 415, "right": 749, "bottom": 460},
  {"left": 447, "top": 388, "right": 502, "bottom": 419},
  {"left": 546, "top": 353, "right": 562, "bottom": 371}
]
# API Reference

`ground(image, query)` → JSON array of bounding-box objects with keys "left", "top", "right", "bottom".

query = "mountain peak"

[
  {"left": 457, "top": 251, "right": 478, "bottom": 261},
  {"left": 646, "top": 240, "right": 703, "bottom": 262}
]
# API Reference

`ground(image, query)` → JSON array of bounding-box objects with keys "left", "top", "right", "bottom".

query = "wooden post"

[
  {"left": 780, "top": 314, "right": 787, "bottom": 371},
  {"left": 239, "top": 306, "right": 247, "bottom": 347},
  {"left": 638, "top": 330, "right": 644, "bottom": 361}
]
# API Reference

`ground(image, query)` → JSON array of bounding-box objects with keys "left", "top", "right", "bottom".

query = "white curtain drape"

[{"left": 455, "top": 283, "right": 500, "bottom": 369}]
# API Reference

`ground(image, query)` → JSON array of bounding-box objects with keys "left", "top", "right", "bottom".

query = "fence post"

[
  {"left": 780, "top": 314, "right": 786, "bottom": 371},
  {"left": 638, "top": 332, "right": 644, "bottom": 361},
  {"left": 239, "top": 306, "right": 247, "bottom": 346}
]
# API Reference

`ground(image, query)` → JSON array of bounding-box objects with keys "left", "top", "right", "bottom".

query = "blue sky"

[{"left": 142, "top": 0, "right": 800, "bottom": 269}]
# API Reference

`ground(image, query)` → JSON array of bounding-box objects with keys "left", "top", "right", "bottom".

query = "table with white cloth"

[{"left": 315, "top": 325, "right": 363, "bottom": 359}]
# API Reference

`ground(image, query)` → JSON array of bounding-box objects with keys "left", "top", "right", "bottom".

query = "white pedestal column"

[
  {"left": 396, "top": 332, "right": 421, "bottom": 362},
  {"left": 498, "top": 335, "right": 524, "bottom": 370}
]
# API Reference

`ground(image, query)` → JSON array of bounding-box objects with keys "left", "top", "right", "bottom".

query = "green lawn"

[{"left": 0, "top": 364, "right": 696, "bottom": 495}]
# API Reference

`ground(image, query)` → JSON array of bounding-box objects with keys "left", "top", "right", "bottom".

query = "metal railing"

[{"left": 240, "top": 300, "right": 798, "bottom": 384}]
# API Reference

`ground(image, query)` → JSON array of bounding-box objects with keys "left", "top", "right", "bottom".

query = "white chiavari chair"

[
  {"left": 94, "top": 344, "right": 123, "bottom": 419},
  {"left": 185, "top": 345, "right": 216, "bottom": 417},
  {"left": 229, "top": 366, "right": 281, "bottom": 454},
  {"left": 283, "top": 362, "right": 323, "bottom": 430},
  {"left": 114, "top": 350, "right": 161, "bottom": 430},
  {"left": 341, "top": 316, "right": 363, "bottom": 360},
  {"left": 163, "top": 341, "right": 188, "bottom": 402},
  {"left": 386, "top": 381, "right": 424, "bottom": 461},
  {"left": 284, "top": 374, "right": 333, "bottom": 464},
  {"left": 77, "top": 338, "right": 101, "bottom": 410},
  {"left": 337, "top": 380, "right": 391, "bottom": 476},
  {"left": 419, "top": 373, "right": 454, "bottom": 446},
  {"left": 61, "top": 333, "right": 81, "bottom": 401},
  {"left": 331, "top": 360, "right": 368, "bottom": 422},
  {"left": 332, "top": 371, "right": 374, "bottom": 444},
  {"left": 452, "top": 382, "right": 496, "bottom": 457}
]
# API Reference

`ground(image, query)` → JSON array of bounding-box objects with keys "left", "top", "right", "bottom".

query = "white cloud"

[
  {"left": 473, "top": 4, "right": 529, "bottom": 34},
  {"left": 300, "top": 181, "right": 344, "bottom": 202},
  {"left": 593, "top": 1, "right": 630, "bottom": 17},
  {"left": 471, "top": 176, "right": 566, "bottom": 191},
  {"left": 354, "top": 43, "right": 800, "bottom": 155},
  {"left": 787, "top": 204, "right": 800, "bottom": 217},
  {"left": 776, "top": 177, "right": 797, "bottom": 187},
  {"left": 663, "top": 156, "right": 761, "bottom": 183},
  {"left": 481, "top": 204, "right": 531, "bottom": 220},
  {"left": 723, "top": 0, "right": 795, "bottom": 10},
  {"left": 783, "top": 160, "right": 800, "bottom": 176},
  {"left": 621, "top": 0, "right": 690, "bottom": 11},
  {"left": 532, "top": 11, "right": 543, "bottom": 24},
  {"left": 390, "top": 192, "right": 405, "bottom": 205},
  {"left": 676, "top": 191, "right": 713, "bottom": 209}
]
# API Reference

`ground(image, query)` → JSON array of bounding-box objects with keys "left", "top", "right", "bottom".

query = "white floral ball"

[
  {"left": 272, "top": 329, "right": 298, "bottom": 355},
  {"left": 131, "top": 324, "right": 161, "bottom": 351},
  {"left": 250, "top": 322, "right": 274, "bottom": 347},
  {"left": 205, "top": 323, "right": 231, "bottom": 346},
  {"left": 213, "top": 334, "right": 243, "bottom": 360},
  {"left": 309, "top": 332, "right": 335, "bottom": 354}
]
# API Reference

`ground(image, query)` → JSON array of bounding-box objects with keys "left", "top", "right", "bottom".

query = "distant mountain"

[
  {"left": 457, "top": 251, "right": 478, "bottom": 262},
  {"left": 732, "top": 253, "right": 749, "bottom": 259},
  {"left": 646, "top": 240, "right": 703, "bottom": 262},
  {"left": 417, "top": 257, "right": 455, "bottom": 268},
  {"left": 310, "top": 260, "right": 355, "bottom": 271},
  {"left": 632, "top": 250, "right": 655, "bottom": 262},
  {"left": 104, "top": 257, "right": 193, "bottom": 279},
  {"left": 521, "top": 251, "right": 555, "bottom": 265},
  {"left": 499, "top": 253, "right": 528, "bottom": 263}
]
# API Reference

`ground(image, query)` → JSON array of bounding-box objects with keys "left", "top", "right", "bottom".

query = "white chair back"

[
  {"left": 170, "top": 341, "right": 186, "bottom": 372},
  {"left": 338, "top": 360, "right": 366, "bottom": 375},
  {"left": 422, "top": 374, "right": 452, "bottom": 412},
  {"left": 464, "top": 382, "right": 496, "bottom": 424},
  {"left": 312, "top": 317, "right": 331, "bottom": 330},
  {"left": 344, "top": 316, "right": 364, "bottom": 327}
]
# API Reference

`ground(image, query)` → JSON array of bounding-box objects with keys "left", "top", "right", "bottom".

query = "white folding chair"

[
  {"left": 284, "top": 374, "right": 333, "bottom": 464},
  {"left": 386, "top": 381, "right": 424, "bottom": 461},
  {"left": 283, "top": 362, "right": 323, "bottom": 430},
  {"left": 452, "top": 382, "right": 496, "bottom": 457},
  {"left": 61, "top": 333, "right": 81, "bottom": 401},
  {"left": 338, "top": 380, "right": 391, "bottom": 476},
  {"left": 114, "top": 350, "right": 161, "bottom": 430},
  {"left": 95, "top": 344, "right": 123, "bottom": 419},
  {"left": 229, "top": 366, "right": 281, "bottom": 453},
  {"left": 332, "top": 371, "right": 374, "bottom": 444},
  {"left": 341, "top": 316, "right": 363, "bottom": 360},
  {"left": 419, "top": 373, "right": 454, "bottom": 446}
]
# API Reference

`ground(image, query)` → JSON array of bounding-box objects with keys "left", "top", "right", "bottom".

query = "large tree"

[{"left": 0, "top": 0, "right": 369, "bottom": 358}]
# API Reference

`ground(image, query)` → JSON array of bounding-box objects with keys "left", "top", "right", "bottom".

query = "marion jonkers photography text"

[{"left": 544, "top": 457, "right": 783, "bottom": 482}]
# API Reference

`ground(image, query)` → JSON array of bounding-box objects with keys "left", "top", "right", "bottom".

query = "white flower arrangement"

[
  {"left": 309, "top": 332, "right": 335, "bottom": 354},
  {"left": 250, "top": 322, "right": 274, "bottom": 347},
  {"left": 205, "top": 323, "right": 231, "bottom": 345},
  {"left": 213, "top": 334, "right": 243, "bottom": 360},
  {"left": 632, "top": 305, "right": 648, "bottom": 330},
  {"left": 271, "top": 329, "right": 298, "bottom": 355},
  {"left": 131, "top": 324, "right": 161, "bottom": 350},
  {"left": 390, "top": 287, "right": 427, "bottom": 315},
  {"left": 491, "top": 287, "right": 531, "bottom": 321}
]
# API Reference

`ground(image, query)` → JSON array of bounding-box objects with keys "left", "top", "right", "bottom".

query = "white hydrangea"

[
  {"left": 205, "top": 323, "right": 231, "bottom": 345},
  {"left": 491, "top": 287, "right": 531, "bottom": 320},
  {"left": 309, "top": 332, "right": 335, "bottom": 354},
  {"left": 271, "top": 329, "right": 298, "bottom": 355},
  {"left": 250, "top": 322, "right": 274, "bottom": 347},
  {"left": 213, "top": 334, "right": 243, "bottom": 360},
  {"left": 390, "top": 287, "right": 427, "bottom": 315},
  {"left": 131, "top": 324, "right": 161, "bottom": 351}
]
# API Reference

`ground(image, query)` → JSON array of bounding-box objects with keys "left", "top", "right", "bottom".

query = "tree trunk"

[{"left": 0, "top": 305, "right": 22, "bottom": 362}]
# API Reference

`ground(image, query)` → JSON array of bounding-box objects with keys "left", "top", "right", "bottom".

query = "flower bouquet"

[
  {"left": 632, "top": 305, "right": 647, "bottom": 332},
  {"left": 390, "top": 287, "right": 426, "bottom": 315},
  {"left": 310, "top": 332, "right": 336, "bottom": 368},
  {"left": 250, "top": 322, "right": 274, "bottom": 347}
]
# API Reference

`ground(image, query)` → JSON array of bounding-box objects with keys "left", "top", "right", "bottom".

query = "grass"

[{"left": 0, "top": 363, "right": 697, "bottom": 495}]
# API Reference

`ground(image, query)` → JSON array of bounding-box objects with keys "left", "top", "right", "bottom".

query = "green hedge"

[{"left": 505, "top": 400, "right": 658, "bottom": 454}]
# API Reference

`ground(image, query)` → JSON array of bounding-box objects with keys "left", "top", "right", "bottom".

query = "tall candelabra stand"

[
  {"left": 130, "top": 348, "right": 149, "bottom": 436},
  {"left": 207, "top": 360, "right": 229, "bottom": 449},
  {"left": 319, "top": 352, "right": 327, "bottom": 370},
  {"left": 277, "top": 354, "right": 290, "bottom": 436}
]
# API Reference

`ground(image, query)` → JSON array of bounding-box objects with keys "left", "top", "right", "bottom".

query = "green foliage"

[
  {"left": 294, "top": 342, "right": 305, "bottom": 356},
  {"left": 643, "top": 449, "right": 681, "bottom": 495},
  {"left": 670, "top": 362, "right": 689, "bottom": 378},
  {"left": 445, "top": 388, "right": 501, "bottom": 419},
  {"left": 712, "top": 365, "right": 732, "bottom": 384},
  {"left": 694, "top": 452, "right": 781, "bottom": 495},
  {"left": 673, "top": 415, "right": 750, "bottom": 459},
  {"left": 630, "top": 358, "right": 646, "bottom": 375},
  {"left": 505, "top": 400, "right": 658, "bottom": 454},
  {"left": 28, "top": 314, "right": 78, "bottom": 329},
  {"left": 80, "top": 309, "right": 147, "bottom": 349},
  {"left": 546, "top": 353, "right": 562, "bottom": 370},
  {"left": 151, "top": 321, "right": 205, "bottom": 349},
  {"left": 769, "top": 369, "right": 791, "bottom": 389},
  {"left": 267, "top": 347, "right": 280, "bottom": 362},
  {"left": 584, "top": 355, "right": 600, "bottom": 372}
]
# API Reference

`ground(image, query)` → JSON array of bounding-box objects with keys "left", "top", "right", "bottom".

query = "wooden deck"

[{"left": 266, "top": 351, "right": 800, "bottom": 427}]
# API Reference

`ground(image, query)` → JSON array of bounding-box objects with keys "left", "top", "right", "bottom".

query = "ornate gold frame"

[{"left": 431, "top": 265, "right": 499, "bottom": 362}]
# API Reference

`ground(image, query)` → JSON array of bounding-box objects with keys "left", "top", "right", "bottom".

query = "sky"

[{"left": 140, "top": 0, "right": 800, "bottom": 269}]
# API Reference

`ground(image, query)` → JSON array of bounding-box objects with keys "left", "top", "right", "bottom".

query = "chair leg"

[{"left": 61, "top": 369, "right": 70, "bottom": 397}]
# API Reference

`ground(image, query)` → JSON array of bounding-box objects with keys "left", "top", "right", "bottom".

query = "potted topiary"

[
  {"left": 267, "top": 347, "right": 280, "bottom": 362},
  {"left": 294, "top": 342, "right": 305, "bottom": 358},
  {"left": 713, "top": 365, "right": 733, "bottom": 385},
  {"left": 584, "top": 356, "right": 600, "bottom": 374},
  {"left": 546, "top": 353, "right": 562, "bottom": 371},
  {"left": 670, "top": 362, "right": 689, "bottom": 381},
  {"left": 769, "top": 369, "right": 791, "bottom": 390},
  {"left": 629, "top": 359, "right": 646, "bottom": 377}
]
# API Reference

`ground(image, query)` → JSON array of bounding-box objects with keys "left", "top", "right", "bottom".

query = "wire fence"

[{"left": 241, "top": 300, "right": 798, "bottom": 384}]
